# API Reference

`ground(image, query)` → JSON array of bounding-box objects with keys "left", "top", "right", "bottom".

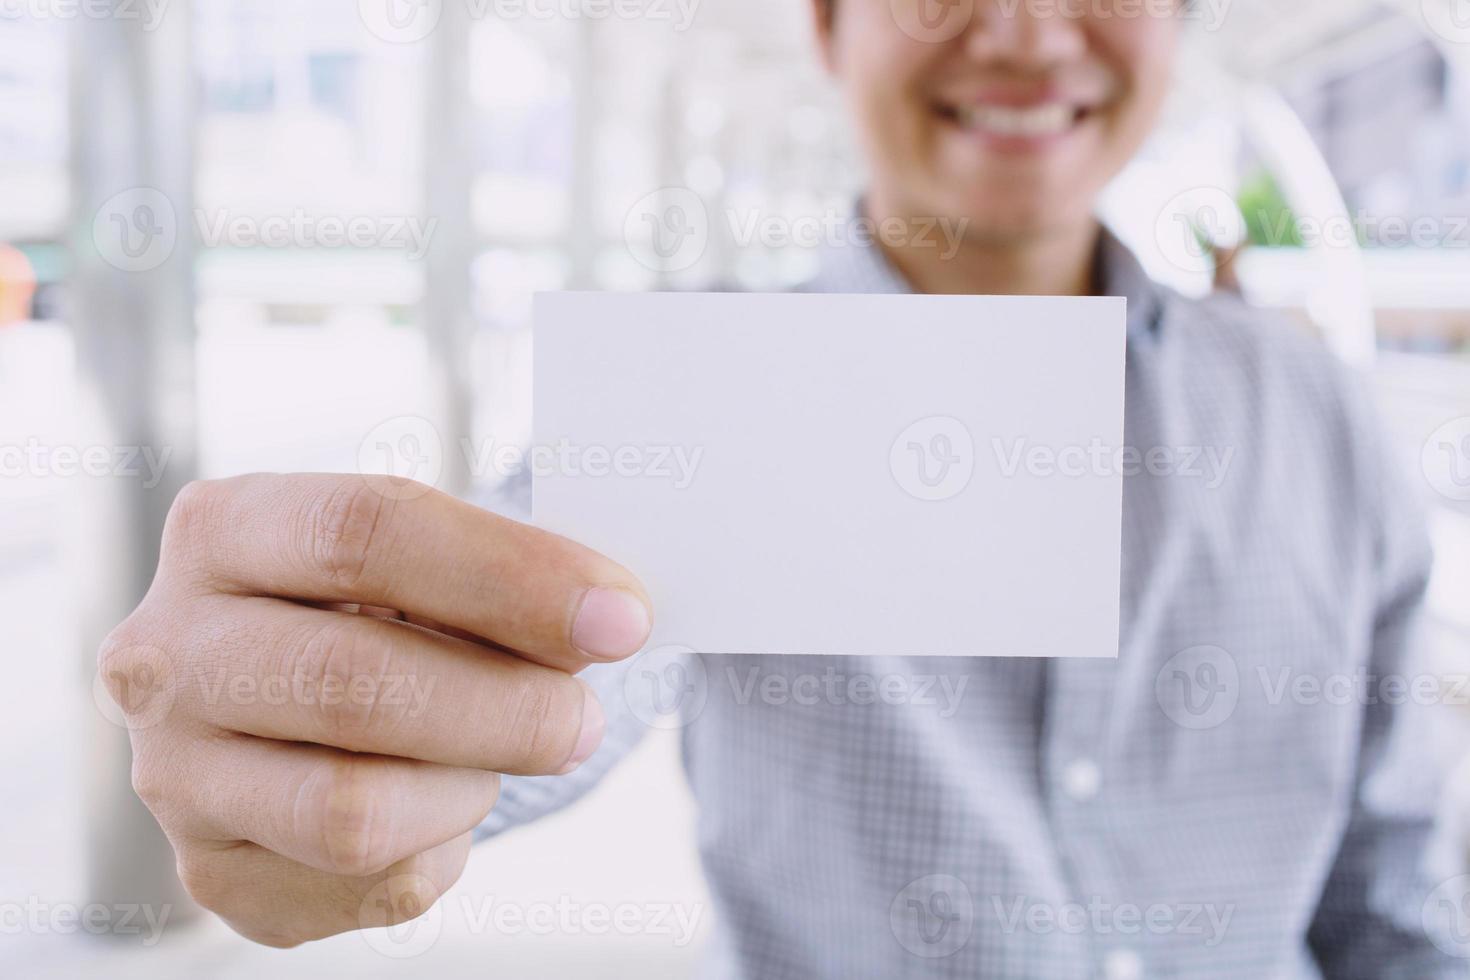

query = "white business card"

[{"left": 533, "top": 291, "right": 1125, "bottom": 658}]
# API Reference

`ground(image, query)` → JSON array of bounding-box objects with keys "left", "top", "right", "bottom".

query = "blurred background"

[{"left": 2, "top": 0, "right": 1469, "bottom": 976}]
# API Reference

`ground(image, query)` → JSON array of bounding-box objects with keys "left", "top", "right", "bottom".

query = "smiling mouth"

[{"left": 935, "top": 102, "right": 1092, "bottom": 140}]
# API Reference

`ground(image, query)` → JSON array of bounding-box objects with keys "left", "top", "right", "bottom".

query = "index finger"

[{"left": 162, "top": 474, "right": 652, "bottom": 671}]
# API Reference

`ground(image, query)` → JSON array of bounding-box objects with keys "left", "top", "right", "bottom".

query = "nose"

[{"left": 963, "top": 0, "right": 1089, "bottom": 68}]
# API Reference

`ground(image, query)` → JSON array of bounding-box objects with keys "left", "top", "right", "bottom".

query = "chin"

[{"left": 936, "top": 187, "right": 1082, "bottom": 244}]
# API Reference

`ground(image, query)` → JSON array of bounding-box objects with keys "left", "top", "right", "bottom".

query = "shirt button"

[
  {"left": 1061, "top": 758, "right": 1101, "bottom": 801},
  {"left": 1103, "top": 948, "right": 1143, "bottom": 980}
]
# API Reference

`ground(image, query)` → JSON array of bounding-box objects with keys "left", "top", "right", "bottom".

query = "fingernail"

[
  {"left": 572, "top": 587, "right": 651, "bottom": 660},
  {"left": 561, "top": 678, "right": 605, "bottom": 774}
]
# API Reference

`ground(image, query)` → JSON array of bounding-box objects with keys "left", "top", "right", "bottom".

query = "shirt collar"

[
  {"left": 1094, "top": 225, "right": 1165, "bottom": 341},
  {"left": 807, "top": 213, "right": 1165, "bottom": 341}
]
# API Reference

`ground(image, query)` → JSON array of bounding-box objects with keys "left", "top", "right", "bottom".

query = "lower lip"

[{"left": 939, "top": 109, "right": 1092, "bottom": 154}]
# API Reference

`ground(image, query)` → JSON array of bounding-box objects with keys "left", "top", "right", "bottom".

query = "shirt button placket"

[{"left": 1044, "top": 659, "right": 1119, "bottom": 978}]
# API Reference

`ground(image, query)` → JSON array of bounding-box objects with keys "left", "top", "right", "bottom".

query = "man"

[{"left": 101, "top": 0, "right": 1460, "bottom": 975}]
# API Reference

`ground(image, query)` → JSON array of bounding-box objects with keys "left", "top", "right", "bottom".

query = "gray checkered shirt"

[{"left": 480, "top": 230, "right": 1463, "bottom": 978}]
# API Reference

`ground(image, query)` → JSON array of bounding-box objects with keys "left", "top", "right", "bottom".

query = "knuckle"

[
  {"left": 302, "top": 480, "right": 394, "bottom": 592},
  {"left": 502, "top": 673, "right": 582, "bottom": 770},
  {"left": 128, "top": 738, "right": 191, "bottom": 829},
  {"left": 96, "top": 610, "right": 179, "bottom": 728},
  {"left": 129, "top": 749, "right": 166, "bottom": 809},
  {"left": 368, "top": 873, "right": 445, "bottom": 930},
  {"left": 177, "top": 848, "right": 307, "bottom": 949},
  {"left": 302, "top": 757, "right": 398, "bottom": 878},
  {"left": 289, "top": 621, "right": 401, "bottom": 742},
  {"left": 97, "top": 621, "right": 145, "bottom": 700},
  {"left": 162, "top": 479, "right": 229, "bottom": 560},
  {"left": 174, "top": 846, "right": 233, "bottom": 915}
]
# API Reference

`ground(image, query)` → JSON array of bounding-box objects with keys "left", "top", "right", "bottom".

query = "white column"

[
  {"left": 423, "top": 0, "right": 475, "bottom": 495},
  {"left": 70, "top": 3, "right": 198, "bottom": 924}
]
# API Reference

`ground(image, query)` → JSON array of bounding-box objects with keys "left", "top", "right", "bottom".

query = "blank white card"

[{"left": 533, "top": 291, "right": 1125, "bottom": 658}]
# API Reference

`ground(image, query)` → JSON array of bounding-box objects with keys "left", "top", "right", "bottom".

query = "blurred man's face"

[{"left": 817, "top": 0, "right": 1180, "bottom": 241}]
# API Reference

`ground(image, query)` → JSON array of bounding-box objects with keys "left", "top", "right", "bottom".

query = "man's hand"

[{"left": 97, "top": 473, "right": 652, "bottom": 947}]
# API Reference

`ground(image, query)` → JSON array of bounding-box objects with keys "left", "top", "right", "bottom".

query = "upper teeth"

[{"left": 954, "top": 104, "right": 1074, "bottom": 137}]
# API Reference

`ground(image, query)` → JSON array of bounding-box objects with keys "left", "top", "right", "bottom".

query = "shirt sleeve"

[{"left": 1306, "top": 378, "right": 1465, "bottom": 978}]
